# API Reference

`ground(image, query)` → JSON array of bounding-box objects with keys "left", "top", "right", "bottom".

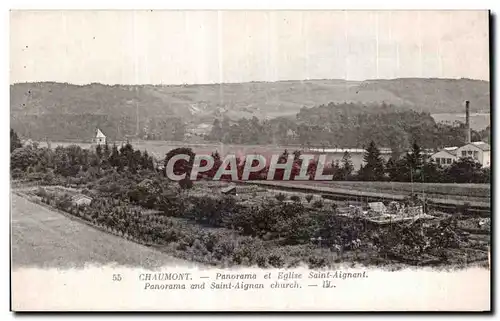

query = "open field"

[
  {"left": 431, "top": 113, "right": 490, "bottom": 131},
  {"left": 243, "top": 181, "right": 490, "bottom": 209},
  {"left": 299, "top": 181, "right": 490, "bottom": 200},
  {"left": 11, "top": 193, "right": 195, "bottom": 269}
]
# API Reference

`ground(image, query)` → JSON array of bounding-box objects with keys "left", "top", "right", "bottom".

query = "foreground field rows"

[
  {"left": 11, "top": 193, "right": 194, "bottom": 269},
  {"left": 242, "top": 181, "right": 490, "bottom": 210}
]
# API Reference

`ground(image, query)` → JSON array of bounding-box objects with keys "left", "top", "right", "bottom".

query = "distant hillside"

[
  {"left": 206, "top": 102, "right": 486, "bottom": 154},
  {"left": 10, "top": 78, "right": 489, "bottom": 141},
  {"left": 359, "top": 78, "right": 490, "bottom": 114}
]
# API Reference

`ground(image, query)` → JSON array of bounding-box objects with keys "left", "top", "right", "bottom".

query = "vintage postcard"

[{"left": 10, "top": 10, "right": 491, "bottom": 311}]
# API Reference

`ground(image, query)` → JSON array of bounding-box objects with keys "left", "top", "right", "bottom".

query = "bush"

[
  {"left": 256, "top": 255, "right": 268, "bottom": 268},
  {"left": 305, "top": 194, "right": 313, "bottom": 203},
  {"left": 186, "top": 196, "right": 239, "bottom": 227},
  {"left": 312, "top": 200, "right": 324, "bottom": 208},
  {"left": 290, "top": 195, "right": 301, "bottom": 202},
  {"left": 231, "top": 237, "right": 264, "bottom": 266},
  {"left": 283, "top": 213, "right": 317, "bottom": 245},
  {"left": 308, "top": 255, "right": 328, "bottom": 269},
  {"left": 212, "top": 238, "right": 237, "bottom": 261},
  {"left": 268, "top": 252, "right": 286, "bottom": 268},
  {"left": 275, "top": 193, "right": 286, "bottom": 202},
  {"left": 35, "top": 187, "right": 48, "bottom": 198},
  {"left": 179, "top": 177, "right": 194, "bottom": 190}
]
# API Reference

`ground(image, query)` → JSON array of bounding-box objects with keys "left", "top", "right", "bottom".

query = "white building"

[
  {"left": 456, "top": 142, "right": 491, "bottom": 168},
  {"left": 430, "top": 142, "right": 490, "bottom": 168},
  {"left": 93, "top": 128, "right": 106, "bottom": 145},
  {"left": 430, "top": 148, "right": 458, "bottom": 167}
]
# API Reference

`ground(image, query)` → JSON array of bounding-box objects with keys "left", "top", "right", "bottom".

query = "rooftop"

[
  {"left": 443, "top": 147, "right": 458, "bottom": 156},
  {"left": 308, "top": 148, "right": 392, "bottom": 154},
  {"left": 71, "top": 194, "right": 93, "bottom": 202},
  {"left": 95, "top": 128, "right": 106, "bottom": 138},
  {"left": 470, "top": 141, "right": 491, "bottom": 151}
]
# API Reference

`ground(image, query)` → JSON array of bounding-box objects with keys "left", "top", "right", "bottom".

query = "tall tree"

[
  {"left": 164, "top": 147, "right": 196, "bottom": 181},
  {"left": 359, "top": 141, "right": 385, "bottom": 181},
  {"left": 208, "top": 119, "right": 223, "bottom": 141},
  {"left": 141, "top": 150, "right": 154, "bottom": 170},
  {"left": 340, "top": 151, "right": 354, "bottom": 180},
  {"left": 109, "top": 144, "right": 121, "bottom": 169},
  {"left": 11, "top": 146, "right": 38, "bottom": 172},
  {"left": 445, "top": 158, "right": 483, "bottom": 183},
  {"left": 405, "top": 142, "right": 423, "bottom": 170},
  {"left": 10, "top": 129, "right": 22, "bottom": 153},
  {"left": 404, "top": 141, "right": 423, "bottom": 182}
]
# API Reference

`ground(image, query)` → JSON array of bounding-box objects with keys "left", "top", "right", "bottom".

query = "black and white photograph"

[{"left": 9, "top": 9, "right": 491, "bottom": 311}]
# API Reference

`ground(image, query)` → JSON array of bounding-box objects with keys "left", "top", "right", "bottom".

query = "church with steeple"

[{"left": 93, "top": 128, "right": 106, "bottom": 145}]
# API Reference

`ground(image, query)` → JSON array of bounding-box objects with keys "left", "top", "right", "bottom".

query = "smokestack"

[{"left": 465, "top": 100, "right": 471, "bottom": 144}]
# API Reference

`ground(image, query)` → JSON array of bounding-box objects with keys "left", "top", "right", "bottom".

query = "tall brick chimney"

[{"left": 465, "top": 100, "right": 471, "bottom": 144}]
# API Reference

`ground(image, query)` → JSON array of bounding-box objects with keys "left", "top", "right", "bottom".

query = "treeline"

[
  {"left": 10, "top": 128, "right": 489, "bottom": 185},
  {"left": 163, "top": 141, "right": 490, "bottom": 184},
  {"left": 359, "top": 141, "right": 490, "bottom": 184},
  {"left": 205, "top": 102, "right": 488, "bottom": 156},
  {"left": 11, "top": 138, "right": 157, "bottom": 184}
]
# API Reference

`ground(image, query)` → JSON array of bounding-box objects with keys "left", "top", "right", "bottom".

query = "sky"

[{"left": 10, "top": 10, "right": 490, "bottom": 85}]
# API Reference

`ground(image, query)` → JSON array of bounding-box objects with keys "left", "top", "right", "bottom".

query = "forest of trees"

[
  {"left": 10, "top": 126, "right": 490, "bottom": 185},
  {"left": 10, "top": 137, "right": 156, "bottom": 184},
  {"left": 205, "top": 102, "right": 489, "bottom": 157},
  {"left": 153, "top": 140, "right": 489, "bottom": 184}
]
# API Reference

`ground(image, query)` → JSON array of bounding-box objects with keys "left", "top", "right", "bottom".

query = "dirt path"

[{"left": 11, "top": 194, "right": 196, "bottom": 270}]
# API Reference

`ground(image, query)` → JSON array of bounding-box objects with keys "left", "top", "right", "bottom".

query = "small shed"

[
  {"left": 71, "top": 194, "right": 93, "bottom": 206},
  {"left": 368, "top": 202, "right": 387, "bottom": 213},
  {"left": 221, "top": 185, "right": 237, "bottom": 195}
]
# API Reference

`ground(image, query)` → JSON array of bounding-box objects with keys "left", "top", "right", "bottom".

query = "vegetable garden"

[{"left": 12, "top": 141, "right": 490, "bottom": 269}]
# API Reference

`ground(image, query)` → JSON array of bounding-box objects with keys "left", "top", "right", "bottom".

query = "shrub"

[
  {"left": 308, "top": 255, "right": 328, "bottom": 269},
  {"left": 290, "top": 195, "right": 301, "bottom": 202},
  {"left": 231, "top": 237, "right": 264, "bottom": 266},
  {"left": 227, "top": 204, "right": 277, "bottom": 237},
  {"left": 275, "top": 193, "right": 287, "bottom": 202},
  {"left": 283, "top": 213, "right": 317, "bottom": 245},
  {"left": 305, "top": 194, "right": 313, "bottom": 203},
  {"left": 212, "top": 238, "right": 237, "bottom": 261},
  {"left": 11, "top": 168, "right": 24, "bottom": 179},
  {"left": 186, "top": 196, "right": 239, "bottom": 227},
  {"left": 268, "top": 252, "right": 286, "bottom": 268},
  {"left": 179, "top": 177, "right": 194, "bottom": 190},
  {"left": 256, "top": 255, "right": 268, "bottom": 268},
  {"left": 35, "top": 187, "right": 48, "bottom": 198},
  {"left": 312, "top": 200, "right": 324, "bottom": 208}
]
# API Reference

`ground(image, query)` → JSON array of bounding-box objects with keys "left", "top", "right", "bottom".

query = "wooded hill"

[{"left": 10, "top": 78, "right": 489, "bottom": 142}]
